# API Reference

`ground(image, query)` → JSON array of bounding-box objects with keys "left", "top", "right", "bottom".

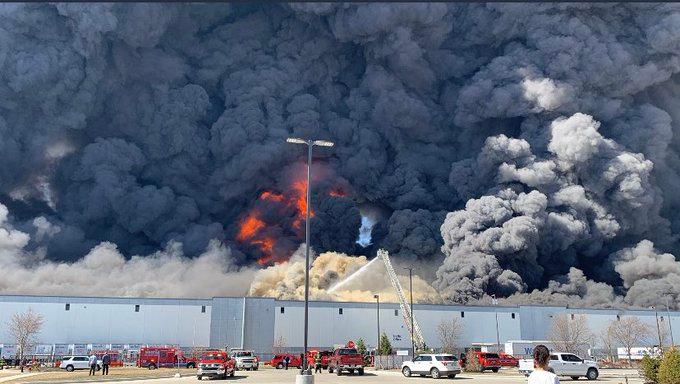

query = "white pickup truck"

[{"left": 518, "top": 352, "right": 599, "bottom": 380}]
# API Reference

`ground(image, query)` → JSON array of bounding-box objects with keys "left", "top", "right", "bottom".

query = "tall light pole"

[
  {"left": 373, "top": 294, "right": 380, "bottom": 368},
  {"left": 403, "top": 267, "right": 415, "bottom": 356},
  {"left": 492, "top": 294, "right": 500, "bottom": 353},
  {"left": 286, "top": 137, "right": 333, "bottom": 380},
  {"left": 666, "top": 296, "right": 675, "bottom": 346},
  {"left": 652, "top": 306, "right": 663, "bottom": 350}
]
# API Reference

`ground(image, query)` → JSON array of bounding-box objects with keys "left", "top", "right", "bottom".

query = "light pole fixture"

[
  {"left": 666, "top": 296, "right": 675, "bottom": 346},
  {"left": 492, "top": 294, "right": 500, "bottom": 353},
  {"left": 286, "top": 137, "right": 334, "bottom": 378},
  {"left": 373, "top": 294, "right": 380, "bottom": 368},
  {"left": 403, "top": 267, "right": 415, "bottom": 356},
  {"left": 652, "top": 306, "right": 664, "bottom": 350}
]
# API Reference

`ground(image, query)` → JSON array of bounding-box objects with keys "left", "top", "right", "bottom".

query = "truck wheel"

[
  {"left": 336, "top": 368, "right": 342, "bottom": 376},
  {"left": 586, "top": 368, "right": 598, "bottom": 380},
  {"left": 447, "top": 374, "right": 456, "bottom": 378},
  {"left": 197, "top": 375, "right": 202, "bottom": 380},
  {"left": 491, "top": 368, "right": 499, "bottom": 373},
  {"left": 66, "top": 365, "right": 74, "bottom": 372},
  {"left": 276, "top": 363, "right": 283, "bottom": 369},
  {"left": 149, "top": 363, "right": 157, "bottom": 370},
  {"left": 328, "top": 366, "right": 333, "bottom": 373},
  {"left": 430, "top": 368, "right": 441, "bottom": 379},
  {"left": 187, "top": 363, "right": 195, "bottom": 369},
  {"left": 358, "top": 368, "right": 364, "bottom": 375},
  {"left": 402, "top": 366, "right": 411, "bottom": 377}
]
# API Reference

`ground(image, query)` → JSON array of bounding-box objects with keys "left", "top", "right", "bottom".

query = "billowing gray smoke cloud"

[{"left": 1, "top": 3, "right": 680, "bottom": 307}]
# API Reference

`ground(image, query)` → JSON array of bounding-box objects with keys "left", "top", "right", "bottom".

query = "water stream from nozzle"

[{"left": 327, "top": 256, "right": 381, "bottom": 294}]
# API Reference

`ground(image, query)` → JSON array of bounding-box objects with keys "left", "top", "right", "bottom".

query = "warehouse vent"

[
  {"left": 339, "top": 308, "right": 343, "bottom": 315},
  {"left": 280, "top": 307, "right": 285, "bottom": 314},
  {"left": 65, "top": 303, "right": 70, "bottom": 311},
  {"left": 394, "top": 309, "right": 398, "bottom": 317},
  {"left": 461, "top": 311, "right": 465, "bottom": 318},
  {"left": 135, "top": 304, "right": 140, "bottom": 312},
  {"left": 201, "top": 305, "right": 206, "bottom": 313},
  {"left": 511, "top": 313, "right": 515, "bottom": 319}
]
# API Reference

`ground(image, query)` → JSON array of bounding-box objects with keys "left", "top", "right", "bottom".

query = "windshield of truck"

[
  {"left": 338, "top": 348, "right": 358, "bottom": 355},
  {"left": 234, "top": 351, "right": 252, "bottom": 357},
  {"left": 483, "top": 353, "right": 499, "bottom": 359},
  {"left": 435, "top": 355, "right": 458, "bottom": 361},
  {"left": 202, "top": 353, "right": 224, "bottom": 360}
]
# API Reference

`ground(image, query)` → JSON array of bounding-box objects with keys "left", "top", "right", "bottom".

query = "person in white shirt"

[
  {"left": 528, "top": 345, "right": 559, "bottom": 384},
  {"left": 88, "top": 353, "right": 98, "bottom": 376}
]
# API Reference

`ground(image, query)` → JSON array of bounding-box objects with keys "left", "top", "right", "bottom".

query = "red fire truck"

[
  {"left": 137, "top": 347, "right": 197, "bottom": 369},
  {"left": 93, "top": 350, "right": 124, "bottom": 367}
]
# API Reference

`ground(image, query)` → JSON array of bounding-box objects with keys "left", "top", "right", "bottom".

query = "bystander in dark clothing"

[
  {"left": 284, "top": 355, "right": 290, "bottom": 370},
  {"left": 102, "top": 353, "right": 110, "bottom": 375},
  {"left": 314, "top": 353, "right": 322, "bottom": 373}
]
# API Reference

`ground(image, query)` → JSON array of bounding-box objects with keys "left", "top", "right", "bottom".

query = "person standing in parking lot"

[
  {"left": 101, "top": 353, "right": 110, "bottom": 375},
  {"left": 284, "top": 355, "right": 290, "bottom": 370},
  {"left": 528, "top": 345, "right": 559, "bottom": 384},
  {"left": 88, "top": 353, "right": 98, "bottom": 376},
  {"left": 314, "top": 352, "right": 322, "bottom": 374}
]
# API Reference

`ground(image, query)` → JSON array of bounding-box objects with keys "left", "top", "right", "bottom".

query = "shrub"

[
  {"left": 639, "top": 354, "right": 662, "bottom": 383},
  {"left": 464, "top": 350, "right": 481, "bottom": 372},
  {"left": 658, "top": 347, "right": 680, "bottom": 384}
]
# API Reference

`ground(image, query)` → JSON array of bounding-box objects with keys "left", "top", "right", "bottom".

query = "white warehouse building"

[{"left": 1, "top": 295, "right": 677, "bottom": 358}]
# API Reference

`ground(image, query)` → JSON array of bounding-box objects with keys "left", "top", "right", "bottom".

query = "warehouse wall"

[
  {"left": 273, "top": 301, "right": 522, "bottom": 351},
  {"left": 0, "top": 296, "right": 212, "bottom": 347}
]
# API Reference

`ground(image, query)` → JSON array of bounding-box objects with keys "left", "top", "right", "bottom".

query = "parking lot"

[{"left": 0, "top": 367, "right": 644, "bottom": 384}]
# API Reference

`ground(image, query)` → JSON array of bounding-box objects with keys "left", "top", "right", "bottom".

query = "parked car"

[
  {"left": 229, "top": 349, "right": 259, "bottom": 371},
  {"left": 518, "top": 352, "right": 599, "bottom": 380},
  {"left": 328, "top": 347, "right": 364, "bottom": 375},
  {"left": 197, "top": 350, "right": 235, "bottom": 380},
  {"left": 268, "top": 354, "right": 303, "bottom": 369},
  {"left": 498, "top": 353, "right": 519, "bottom": 367},
  {"left": 401, "top": 354, "right": 462, "bottom": 379},
  {"left": 59, "top": 356, "right": 100, "bottom": 372}
]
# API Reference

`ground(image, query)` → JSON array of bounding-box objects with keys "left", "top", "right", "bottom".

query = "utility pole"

[
  {"left": 286, "top": 138, "right": 333, "bottom": 382},
  {"left": 652, "top": 306, "right": 663, "bottom": 351},
  {"left": 666, "top": 296, "right": 675, "bottom": 346},
  {"left": 492, "top": 294, "right": 500, "bottom": 353},
  {"left": 403, "top": 267, "right": 415, "bottom": 356},
  {"left": 373, "top": 294, "right": 380, "bottom": 368}
]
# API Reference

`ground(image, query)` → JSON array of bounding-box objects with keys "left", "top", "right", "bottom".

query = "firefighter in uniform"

[{"left": 314, "top": 352, "right": 322, "bottom": 374}]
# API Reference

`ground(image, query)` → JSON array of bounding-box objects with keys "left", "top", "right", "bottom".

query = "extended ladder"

[{"left": 378, "top": 249, "right": 425, "bottom": 350}]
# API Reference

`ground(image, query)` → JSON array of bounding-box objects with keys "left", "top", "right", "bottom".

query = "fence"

[{"left": 374, "top": 355, "right": 411, "bottom": 370}]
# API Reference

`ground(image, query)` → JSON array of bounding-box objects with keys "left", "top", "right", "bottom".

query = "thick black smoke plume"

[{"left": 1, "top": 3, "right": 680, "bottom": 308}]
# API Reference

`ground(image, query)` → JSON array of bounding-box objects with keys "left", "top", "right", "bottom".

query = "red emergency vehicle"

[
  {"left": 93, "top": 350, "right": 124, "bottom": 367},
  {"left": 268, "top": 353, "right": 303, "bottom": 369},
  {"left": 137, "top": 347, "right": 197, "bottom": 369}
]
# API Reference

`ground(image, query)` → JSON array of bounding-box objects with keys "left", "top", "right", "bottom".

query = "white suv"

[
  {"left": 402, "top": 354, "right": 462, "bottom": 379},
  {"left": 59, "top": 356, "right": 100, "bottom": 372},
  {"left": 229, "top": 350, "right": 259, "bottom": 371}
]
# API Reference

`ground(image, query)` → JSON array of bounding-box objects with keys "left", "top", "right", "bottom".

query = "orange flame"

[
  {"left": 260, "top": 191, "right": 284, "bottom": 202},
  {"left": 236, "top": 214, "right": 265, "bottom": 242},
  {"left": 291, "top": 180, "right": 313, "bottom": 229},
  {"left": 329, "top": 188, "right": 347, "bottom": 197}
]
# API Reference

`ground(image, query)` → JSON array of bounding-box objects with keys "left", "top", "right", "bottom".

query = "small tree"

[
  {"left": 600, "top": 323, "right": 617, "bottom": 362},
  {"left": 658, "top": 347, "right": 680, "bottom": 384},
  {"left": 437, "top": 318, "right": 463, "bottom": 354},
  {"left": 548, "top": 314, "right": 594, "bottom": 355},
  {"left": 378, "top": 333, "right": 392, "bottom": 356},
  {"left": 356, "top": 338, "right": 367, "bottom": 355},
  {"left": 8, "top": 309, "right": 44, "bottom": 363},
  {"left": 639, "top": 354, "right": 662, "bottom": 383},
  {"left": 464, "top": 350, "right": 482, "bottom": 372},
  {"left": 272, "top": 335, "right": 286, "bottom": 355},
  {"left": 609, "top": 316, "right": 652, "bottom": 366}
]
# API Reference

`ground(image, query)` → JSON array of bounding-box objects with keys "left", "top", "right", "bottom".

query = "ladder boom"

[{"left": 378, "top": 249, "right": 425, "bottom": 350}]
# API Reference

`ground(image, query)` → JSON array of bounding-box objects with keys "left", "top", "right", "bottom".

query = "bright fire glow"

[
  {"left": 260, "top": 191, "right": 284, "bottom": 202},
  {"left": 236, "top": 215, "right": 265, "bottom": 242}
]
